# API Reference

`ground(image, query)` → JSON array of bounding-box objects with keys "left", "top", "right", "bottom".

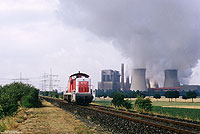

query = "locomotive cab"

[{"left": 64, "top": 72, "right": 93, "bottom": 105}]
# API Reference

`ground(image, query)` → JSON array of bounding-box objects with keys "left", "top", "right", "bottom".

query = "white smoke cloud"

[{"left": 59, "top": 0, "right": 200, "bottom": 85}]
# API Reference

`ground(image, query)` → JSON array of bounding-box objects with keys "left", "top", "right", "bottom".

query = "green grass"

[
  {"left": 93, "top": 99, "right": 200, "bottom": 121},
  {"left": 93, "top": 100, "right": 111, "bottom": 107},
  {"left": 152, "top": 106, "right": 200, "bottom": 121},
  {"left": 152, "top": 101, "right": 200, "bottom": 107}
]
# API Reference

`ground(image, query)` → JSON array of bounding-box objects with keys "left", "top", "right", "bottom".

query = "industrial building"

[
  {"left": 98, "top": 69, "right": 121, "bottom": 91},
  {"left": 98, "top": 65, "right": 200, "bottom": 95},
  {"left": 98, "top": 63, "right": 131, "bottom": 91}
]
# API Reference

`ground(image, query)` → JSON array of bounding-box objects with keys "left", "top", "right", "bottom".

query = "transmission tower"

[
  {"left": 12, "top": 72, "right": 29, "bottom": 83},
  {"left": 41, "top": 69, "right": 60, "bottom": 92}
]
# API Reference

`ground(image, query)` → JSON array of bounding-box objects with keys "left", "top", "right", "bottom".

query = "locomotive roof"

[{"left": 70, "top": 72, "right": 89, "bottom": 78}]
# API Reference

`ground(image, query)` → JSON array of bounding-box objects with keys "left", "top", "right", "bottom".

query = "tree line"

[
  {"left": 153, "top": 90, "right": 197, "bottom": 102},
  {"left": 40, "top": 90, "right": 63, "bottom": 99},
  {"left": 96, "top": 89, "right": 198, "bottom": 102}
]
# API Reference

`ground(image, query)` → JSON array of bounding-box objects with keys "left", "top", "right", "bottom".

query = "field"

[
  {"left": 152, "top": 106, "right": 200, "bottom": 121},
  {"left": 93, "top": 97, "right": 200, "bottom": 122}
]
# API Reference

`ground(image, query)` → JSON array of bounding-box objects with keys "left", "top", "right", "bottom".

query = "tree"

[
  {"left": 123, "top": 100, "right": 133, "bottom": 110},
  {"left": 165, "top": 91, "right": 173, "bottom": 102},
  {"left": 111, "top": 92, "right": 133, "bottom": 110},
  {"left": 165, "top": 91, "right": 179, "bottom": 102},
  {"left": 111, "top": 92, "right": 125, "bottom": 108},
  {"left": 182, "top": 95, "right": 188, "bottom": 102},
  {"left": 186, "top": 91, "right": 197, "bottom": 103},
  {"left": 135, "top": 90, "right": 146, "bottom": 98},
  {"left": 134, "top": 97, "right": 152, "bottom": 113},
  {"left": 103, "top": 94, "right": 107, "bottom": 100},
  {"left": 153, "top": 94, "right": 161, "bottom": 101},
  {"left": 173, "top": 91, "right": 180, "bottom": 102}
]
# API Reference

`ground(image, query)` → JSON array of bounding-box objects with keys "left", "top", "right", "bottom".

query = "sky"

[
  {"left": 0, "top": 0, "right": 200, "bottom": 90},
  {"left": 0, "top": 0, "right": 125, "bottom": 90}
]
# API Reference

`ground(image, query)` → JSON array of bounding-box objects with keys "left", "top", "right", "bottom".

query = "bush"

[
  {"left": 111, "top": 92, "right": 133, "bottom": 110},
  {"left": 134, "top": 97, "right": 152, "bottom": 113},
  {"left": 0, "top": 82, "right": 41, "bottom": 118},
  {"left": 0, "top": 105, "right": 4, "bottom": 119},
  {"left": 21, "top": 95, "right": 41, "bottom": 108},
  {"left": 123, "top": 100, "right": 132, "bottom": 110},
  {"left": 111, "top": 92, "right": 125, "bottom": 108},
  {"left": 21, "top": 88, "right": 41, "bottom": 108}
]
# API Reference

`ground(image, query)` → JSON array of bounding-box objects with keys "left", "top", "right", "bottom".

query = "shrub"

[
  {"left": 134, "top": 97, "right": 152, "bottom": 113},
  {"left": 0, "top": 105, "right": 4, "bottom": 119},
  {"left": 0, "top": 82, "right": 41, "bottom": 118},
  {"left": 111, "top": 92, "right": 124, "bottom": 108},
  {"left": 21, "top": 89, "right": 41, "bottom": 108},
  {"left": 123, "top": 100, "right": 132, "bottom": 110}
]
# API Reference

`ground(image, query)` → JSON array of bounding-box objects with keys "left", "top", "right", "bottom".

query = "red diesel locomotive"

[{"left": 63, "top": 72, "right": 93, "bottom": 105}]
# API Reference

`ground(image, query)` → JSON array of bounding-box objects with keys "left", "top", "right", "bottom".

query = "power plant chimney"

[
  {"left": 121, "top": 63, "right": 125, "bottom": 90},
  {"left": 146, "top": 78, "right": 151, "bottom": 88},
  {"left": 164, "top": 69, "right": 180, "bottom": 87},
  {"left": 125, "top": 76, "right": 130, "bottom": 90},
  {"left": 131, "top": 68, "right": 147, "bottom": 91}
]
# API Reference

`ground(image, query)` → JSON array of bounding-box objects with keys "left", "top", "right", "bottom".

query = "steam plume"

[{"left": 59, "top": 0, "right": 200, "bottom": 85}]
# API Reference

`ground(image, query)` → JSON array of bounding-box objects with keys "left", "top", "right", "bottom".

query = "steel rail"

[
  {"left": 40, "top": 96, "right": 200, "bottom": 134},
  {"left": 80, "top": 105, "right": 197, "bottom": 134},
  {"left": 90, "top": 104, "right": 200, "bottom": 130}
]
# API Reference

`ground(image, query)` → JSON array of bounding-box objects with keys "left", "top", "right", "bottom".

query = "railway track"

[
  {"left": 88, "top": 104, "right": 200, "bottom": 134},
  {"left": 41, "top": 96, "right": 200, "bottom": 134}
]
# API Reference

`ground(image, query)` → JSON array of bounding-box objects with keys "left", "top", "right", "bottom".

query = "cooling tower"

[
  {"left": 164, "top": 69, "right": 180, "bottom": 87},
  {"left": 131, "top": 68, "right": 147, "bottom": 91}
]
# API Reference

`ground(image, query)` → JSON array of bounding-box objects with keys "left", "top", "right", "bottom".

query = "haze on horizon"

[{"left": 0, "top": 0, "right": 200, "bottom": 90}]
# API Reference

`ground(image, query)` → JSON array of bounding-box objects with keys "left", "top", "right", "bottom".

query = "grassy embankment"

[
  {"left": 0, "top": 100, "right": 97, "bottom": 134},
  {"left": 93, "top": 98, "right": 200, "bottom": 122}
]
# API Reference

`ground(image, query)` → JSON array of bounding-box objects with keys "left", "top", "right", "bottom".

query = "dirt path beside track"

[{"left": 13, "top": 100, "right": 97, "bottom": 134}]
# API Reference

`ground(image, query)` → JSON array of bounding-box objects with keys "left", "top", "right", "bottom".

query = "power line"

[
  {"left": 41, "top": 69, "right": 60, "bottom": 92},
  {"left": 12, "top": 72, "right": 29, "bottom": 83}
]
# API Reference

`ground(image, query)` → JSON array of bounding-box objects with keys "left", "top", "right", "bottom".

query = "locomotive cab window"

[{"left": 72, "top": 76, "right": 77, "bottom": 79}]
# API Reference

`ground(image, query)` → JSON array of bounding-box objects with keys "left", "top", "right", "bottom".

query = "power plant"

[
  {"left": 97, "top": 64, "right": 200, "bottom": 96},
  {"left": 130, "top": 68, "right": 147, "bottom": 91},
  {"left": 164, "top": 69, "right": 180, "bottom": 87}
]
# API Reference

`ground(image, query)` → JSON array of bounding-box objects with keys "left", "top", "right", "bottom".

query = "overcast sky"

[
  {"left": 0, "top": 0, "right": 200, "bottom": 90},
  {"left": 0, "top": 0, "right": 126, "bottom": 90}
]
